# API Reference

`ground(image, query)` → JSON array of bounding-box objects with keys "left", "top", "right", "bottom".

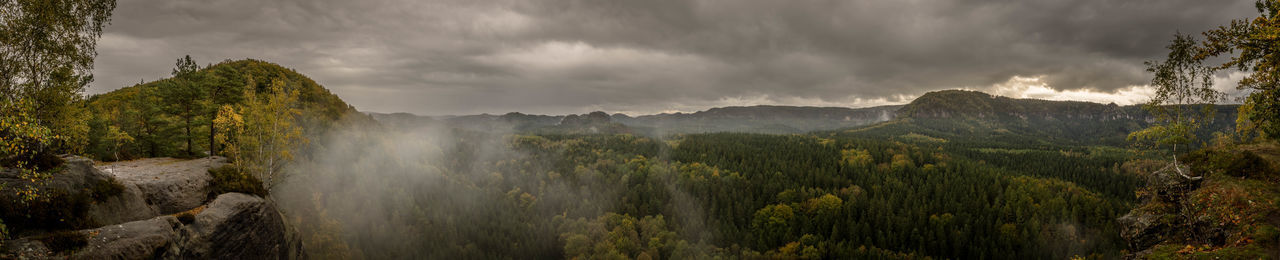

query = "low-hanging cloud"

[{"left": 90, "top": 0, "right": 1257, "bottom": 115}]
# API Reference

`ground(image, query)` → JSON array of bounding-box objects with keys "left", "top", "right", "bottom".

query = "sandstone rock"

[
  {"left": 3, "top": 193, "right": 301, "bottom": 259},
  {"left": 73, "top": 216, "right": 183, "bottom": 260},
  {"left": 2, "top": 157, "right": 301, "bottom": 259},
  {"left": 1118, "top": 162, "right": 1202, "bottom": 257},
  {"left": 1117, "top": 210, "right": 1170, "bottom": 250},
  {"left": 86, "top": 182, "right": 160, "bottom": 227},
  {"left": 0, "top": 238, "right": 54, "bottom": 259},
  {"left": 101, "top": 157, "right": 226, "bottom": 214},
  {"left": 179, "top": 192, "right": 296, "bottom": 259},
  {"left": 0, "top": 217, "right": 182, "bottom": 260},
  {"left": 0, "top": 155, "right": 157, "bottom": 232}
]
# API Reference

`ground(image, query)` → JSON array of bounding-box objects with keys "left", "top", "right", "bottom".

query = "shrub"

[
  {"left": 0, "top": 189, "right": 94, "bottom": 232},
  {"left": 36, "top": 230, "right": 88, "bottom": 253},
  {"left": 1185, "top": 149, "right": 1271, "bottom": 178},
  {"left": 1225, "top": 151, "right": 1270, "bottom": 177},
  {"left": 88, "top": 178, "right": 125, "bottom": 202},
  {"left": 207, "top": 165, "right": 267, "bottom": 197},
  {"left": 0, "top": 150, "right": 64, "bottom": 172},
  {"left": 0, "top": 173, "right": 118, "bottom": 233}
]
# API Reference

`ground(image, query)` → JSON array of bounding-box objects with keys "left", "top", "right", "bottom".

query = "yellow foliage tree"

[
  {"left": 103, "top": 125, "right": 133, "bottom": 162},
  {"left": 804, "top": 194, "right": 844, "bottom": 214},
  {"left": 0, "top": 100, "right": 56, "bottom": 201},
  {"left": 214, "top": 77, "right": 306, "bottom": 192},
  {"left": 890, "top": 154, "right": 915, "bottom": 171},
  {"left": 840, "top": 149, "right": 873, "bottom": 167}
]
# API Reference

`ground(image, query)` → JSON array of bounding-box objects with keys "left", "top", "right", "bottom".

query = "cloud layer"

[{"left": 89, "top": 0, "right": 1257, "bottom": 115}]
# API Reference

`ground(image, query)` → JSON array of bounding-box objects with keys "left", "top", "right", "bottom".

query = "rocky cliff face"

[
  {"left": 1116, "top": 163, "right": 1200, "bottom": 257},
  {"left": 0, "top": 156, "right": 302, "bottom": 259}
]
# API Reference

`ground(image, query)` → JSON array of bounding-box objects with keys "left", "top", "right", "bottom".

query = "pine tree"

[{"left": 162, "top": 55, "right": 208, "bottom": 157}]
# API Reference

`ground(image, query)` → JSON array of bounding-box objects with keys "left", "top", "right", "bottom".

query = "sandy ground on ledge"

[{"left": 95, "top": 157, "right": 228, "bottom": 183}]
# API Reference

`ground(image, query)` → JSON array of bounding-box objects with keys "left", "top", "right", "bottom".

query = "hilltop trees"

[
  {"left": 1129, "top": 33, "right": 1225, "bottom": 179},
  {"left": 84, "top": 59, "right": 353, "bottom": 161},
  {"left": 202, "top": 61, "right": 242, "bottom": 157}
]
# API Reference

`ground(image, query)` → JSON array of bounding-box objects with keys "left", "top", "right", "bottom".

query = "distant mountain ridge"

[
  {"left": 369, "top": 105, "right": 901, "bottom": 135},
  {"left": 849, "top": 89, "right": 1239, "bottom": 147},
  {"left": 369, "top": 89, "right": 1240, "bottom": 143},
  {"left": 619, "top": 105, "right": 901, "bottom": 134}
]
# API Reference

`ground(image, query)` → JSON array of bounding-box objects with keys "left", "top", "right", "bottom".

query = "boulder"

[
  {"left": 86, "top": 182, "right": 161, "bottom": 228},
  {"left": 179, "top": 193, "right": 297, "bottom": 259},
  {"left": 2, "top": 157, "right": 302, "bottom": 259},
  {"left": 0, "top": 155, "right": 157, "bottom": 233},
  {"left": 0, "top": 217, "right": 183, "bottom": 260},
  {"left": 73, "top": 216, "right": 184, "bottom": 259},
  {"left": 1117, "top": 210, "right": 1171, "bottom": 250},
  {"left": 1117, "top": 162, "right": 1202, "bottom": 256},
  {"left": 2, "top": 193, "right": 301, "bottom": 259}
]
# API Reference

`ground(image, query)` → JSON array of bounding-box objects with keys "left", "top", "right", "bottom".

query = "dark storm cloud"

[{"left": 89, "top": 0, "right": 1257, "bottom": 115}]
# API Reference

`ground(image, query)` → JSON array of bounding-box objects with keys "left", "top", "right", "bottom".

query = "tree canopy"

[
  {"left": 1200, "top": 0, "right": 1280, "bottom": 140},
  {"left": 1129, "top": 33, "right": 1225, "bottom": 177}
]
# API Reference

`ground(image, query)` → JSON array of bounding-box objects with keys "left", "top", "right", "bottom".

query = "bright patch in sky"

[{"left": 980, "top": 76, "right": 1155, "bottom": 105}]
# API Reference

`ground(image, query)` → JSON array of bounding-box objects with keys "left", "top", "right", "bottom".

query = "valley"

[{"left": 4, "top": 0, "right": 1280, "bottom": 259}]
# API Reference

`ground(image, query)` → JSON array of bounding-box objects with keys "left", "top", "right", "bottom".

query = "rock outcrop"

[
  {"left": 1, "top": 157, "right": 301, "bottom": 259},
  {"left": 85, "top": 180, "right": 160, "bottom": 229},
  {"left": 1116, "top": 162, "right": 1203, "bottom": 258},
  {"left": 0, "top": 156, "right": 158, "bottom": 233},
  {"left": 75, "top": 216, "right": 184, "bottom": 259},
  {"left": 179, "top": 193, "right": 295, "bottom": 259},
  {"left": 1117, "top": 210, "right": 1173, "bottom": 251},
  {"left": 101, "top": 157, "right": 225, "bottom": 214},
  {"left": 3, "top": 193, "right": 301, "bottom": 259}
]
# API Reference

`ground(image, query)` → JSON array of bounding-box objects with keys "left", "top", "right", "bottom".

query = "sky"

[{"left": 89, "top": 0, "right": 1258, "bottom": 116}]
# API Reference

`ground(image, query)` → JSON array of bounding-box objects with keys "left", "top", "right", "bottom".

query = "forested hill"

[
  {"left": 844, "top": 90, "right": 1239, "bottom": 147},
  {"left": 91, "top": 59, "right": 355, "bottom": 121},
  {"left": 83, "top": 59, "right": 365, "bottom": 161},
  {"left": 896, "top": 90, "right": 1137, "bottom": 120}
]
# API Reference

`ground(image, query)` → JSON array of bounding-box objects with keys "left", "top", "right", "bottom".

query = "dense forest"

[
  {"left": 277, "top": 110, "right": 1156, "bottom": 259},
  {"left": 5, "top": 0, "right": 1280, "bottom": 259}
]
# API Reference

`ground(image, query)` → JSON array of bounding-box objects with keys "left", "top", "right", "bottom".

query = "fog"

[{"left": 270, "top": 118, "right": 712, "bottom": 258}]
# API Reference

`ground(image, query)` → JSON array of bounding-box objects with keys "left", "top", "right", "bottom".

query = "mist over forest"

[{"left": 4, "top": 0, "right": 1280, "bottom": 259}]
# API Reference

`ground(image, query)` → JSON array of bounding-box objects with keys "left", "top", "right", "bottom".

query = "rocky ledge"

[{"left": 0, "top": 156, "right": 302, "bottom": 259}]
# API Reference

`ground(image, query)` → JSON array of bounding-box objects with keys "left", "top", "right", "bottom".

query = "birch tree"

[
  {"left": 214, "top": 77, "right": 305, "bottom": 192},
  {"left": 1129, "top": 33, "right": 1225, "bottom": 180}
]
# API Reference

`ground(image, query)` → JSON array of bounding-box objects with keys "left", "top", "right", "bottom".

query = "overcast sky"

[{"left": 88, "top": 0, "right": 1258, "bottom": 116}]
